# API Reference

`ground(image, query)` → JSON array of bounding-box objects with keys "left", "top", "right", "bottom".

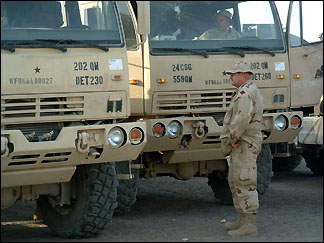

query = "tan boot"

[
  {"left": 227, "top": 214, "right": 258, "bottom": 237},
  {"left": 225, "top": 212, "right": 244, "bottom": 230}
]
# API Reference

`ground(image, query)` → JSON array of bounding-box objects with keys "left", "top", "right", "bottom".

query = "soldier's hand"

[{"left": 231, "top": 143, "right": 240, "bottom": 148}]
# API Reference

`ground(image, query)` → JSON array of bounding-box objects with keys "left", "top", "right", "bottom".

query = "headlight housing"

[
  {"left": 290, "top": 115, "right": 302, "bottom": 129},
  {"left": 274, "top": 115, "right": 288, "bottom": 131},
  {"left": 152, "top": 123, "right": 165, "bottom": 138},
  {"left": 129, "top": 127, "right": 144, "bottom": 145},
  {"left": 167, "top": 121, "right": 181, "bottom": 138},
  {"left": 107, "top": 127, "right": 125, "bottom": 148}
]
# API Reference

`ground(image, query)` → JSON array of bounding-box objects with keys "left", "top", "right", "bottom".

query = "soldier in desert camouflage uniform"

[
  {"left": 199, "top": 9, "right": 241, "bottom": 40},
  {"left": 220, "top": 61, "right": 263, "bottom": 236}
]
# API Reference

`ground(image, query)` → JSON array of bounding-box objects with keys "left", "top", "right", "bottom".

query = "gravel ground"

[{"left": 1, "top": 159, "right": 323, "bottom": 242}]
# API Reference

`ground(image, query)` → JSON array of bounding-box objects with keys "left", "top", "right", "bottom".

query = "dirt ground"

[{"left": 1, "top": 159, "right": 323, "bottom": 242}]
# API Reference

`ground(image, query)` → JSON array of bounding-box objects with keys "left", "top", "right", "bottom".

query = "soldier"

[
  {"left": 220, "top": 61, "right": 263, "bottom": 236},
  {"left": 199, "top": 9, "right": 241, "bottom": 40}
]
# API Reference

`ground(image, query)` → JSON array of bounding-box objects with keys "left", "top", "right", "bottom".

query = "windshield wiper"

[
  {"left": 36, "top": 39, "right": 109, "bottom": 52},
  {"left": 206, "top": 48, "right": 245, "bottom": 57},
  {"left": 225, "top": 46, "right": 275, "bottom": 56},
  {"left": 1, "top": 40, "right": 67, "bottom": 52},
  {"left": 153, "top": 47, "right": 209, "bottom": 58}
]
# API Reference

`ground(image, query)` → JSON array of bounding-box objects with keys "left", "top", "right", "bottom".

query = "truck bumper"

[
  {"left": 1, "top": 122, "right": 146, "bottom": 187},
  {"left": 142, "top": 111, "right": 303, "bottom": 160}
]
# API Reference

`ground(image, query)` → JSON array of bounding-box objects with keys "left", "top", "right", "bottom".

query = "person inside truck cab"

[{"left": 199, "top": 9, "right": 241, "bottom": 40}]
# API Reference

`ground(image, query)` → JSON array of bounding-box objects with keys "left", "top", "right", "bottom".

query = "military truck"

[
  {"left": 113, "top": 0, "right": 304, "bottom": 211},
  {"left": 1, "top": 1, "right": 147, "bottom": 238},
  {"left": 272, "top": 1, "right": 323, "bottom": 175}
]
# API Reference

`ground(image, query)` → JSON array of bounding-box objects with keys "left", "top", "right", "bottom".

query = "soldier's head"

[
  {"left": 215, "top": 9, "right": 232, "bottom": 32},
  {"left": 225, "top": 61, "right": 254, "bottom": 88}
]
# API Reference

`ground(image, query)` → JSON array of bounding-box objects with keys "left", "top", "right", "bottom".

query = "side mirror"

[{"left": 137, "top": 1, "right": 150, "bottom": 35}]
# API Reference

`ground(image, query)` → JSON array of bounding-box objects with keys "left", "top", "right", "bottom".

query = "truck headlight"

[
  {"left": 152, "top": 123, "right": 165, "bottom": 138},
  {"left": 129, "top": 127, "right": 144, "bottom": 145},
  {"left": 107, "top": 127, "right": 124, "bottom": 148},
  {"left": 290, "top": 115, "right": 302, "bottom": 129},
  {"left": 274, "top": 115, "right": 288, "bottom": 131},
  {"left": 167, "top": 121, "right": 181, "bottom": 138}
]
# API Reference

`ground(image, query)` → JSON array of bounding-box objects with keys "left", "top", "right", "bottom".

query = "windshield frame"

[
  {"left": 1, "top": 1, "right": 126, "bottom": 49},
  {"left": 148, "top": 1, "right": 286, "bottom": 56}
]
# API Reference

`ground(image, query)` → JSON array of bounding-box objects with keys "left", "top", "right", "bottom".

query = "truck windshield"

[
  {"left": 149, "top": 1, "right": 285, "bottom": 55},
  {"left": 1, "top": 1, "right": 123, "bottom": 48}
]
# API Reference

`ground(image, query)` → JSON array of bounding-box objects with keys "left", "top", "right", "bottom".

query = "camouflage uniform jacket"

[{"left": 220, "top": 81, "right": 264, "bottom": 151}]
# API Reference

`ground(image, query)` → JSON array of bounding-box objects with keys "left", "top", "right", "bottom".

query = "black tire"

[
  {"left": 114, "top": 161, "right": 139, "bottom": 215},
  {"left": 208, "top": 144, "right": 273, "bottom": 205},
  {"left": 208, "top": 169, "right": 233, "bottom": 205},
  {"left": 272, "top": 155, "right": 303, "bottom": 172},
  {"left": 256, "top": 143, "right": 273, "bottom": 195},
  {"left": 303, "top": 149, "right": 323, "bottom": 176},
  {"left": 38, "top": 163, "right": 118, "bottom": 238}
]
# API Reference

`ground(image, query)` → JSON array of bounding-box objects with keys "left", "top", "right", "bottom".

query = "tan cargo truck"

[
  {"left": 113, "top": 0, "right": 304, "bottom": 210},
  {"left": 1, "top": 1, "right": 147, "bottom": 238},
  {"left": 273, "top": 1, "right": 322, "bottom": 175}
]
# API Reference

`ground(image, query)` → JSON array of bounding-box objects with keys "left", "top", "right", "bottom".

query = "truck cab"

[
  {"left": 284, "top": 1, "right": 323, "bottom": 175},
  {"left": 1, "top": 1, "right": 146, "bottom": 238},
  {"left": 116, "top": 1, "right": 304, "bottom": 206}
]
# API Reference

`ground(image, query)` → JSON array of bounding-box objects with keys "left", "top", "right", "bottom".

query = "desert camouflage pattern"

[
  {"left": 221, "top": 80, "right": 263, "bottom": 214},
  {"left": 220, "top": 81, "right": 264, "bottom": 155},
  {"left": 228, "top": 140, "right": 259, "bottom": 214}
]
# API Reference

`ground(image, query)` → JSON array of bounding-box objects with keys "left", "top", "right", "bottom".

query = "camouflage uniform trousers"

[{"left": 228, "top": 140, "right": 259, "bottom": 214}]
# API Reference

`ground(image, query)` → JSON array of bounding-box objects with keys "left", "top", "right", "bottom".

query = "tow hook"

[
  {"left": 193, "top": 121, "right": 207, "bottom": 138},
  {"left": 76, "top": 132, "right": 90, "bottom": 153},
  {"left": 1, "top": 137, "right": 9, "bottom": 158}
]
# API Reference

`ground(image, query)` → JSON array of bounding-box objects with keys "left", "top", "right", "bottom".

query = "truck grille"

[
  {"left": 203, "top": 135, "right": 221, "bottom": 145},
  {"left": 8, "top": 151, "right": 72, "bottom": 166},
  {"left": 153, "top": 90, "right": 233, "bottom": 114},
  {"left": 5, "top": 123, "right": 62, "bottom": 142},
  {"left": 1, "top": 95, "right": 84, "bottom": 124}
]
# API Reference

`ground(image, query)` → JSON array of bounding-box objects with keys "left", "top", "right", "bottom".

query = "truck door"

[
  {"left": 116, "top": 1, "right": 144, "bottom": 115},
  {"left": 286, "top": 1, "right": 323, "bottom": 108}
]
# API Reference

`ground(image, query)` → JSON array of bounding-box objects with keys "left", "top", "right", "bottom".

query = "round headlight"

[
  {"left": 167, "top": 121, "right": 181, "bottom": 138},
  {"left": 274, "top": 115, "right": 287, "bottom": 131},
  {"left": 130, "top": 127, "right": 144, "bottom": 145},
  {"left": 107, "top": 127, "right": 124, "bottom": 148},
  {"left": 291, "top": 115, "right": 302, "bottom": 129},
  {"left": 153, "top": 123, "right": 165, "bottom": 138}
]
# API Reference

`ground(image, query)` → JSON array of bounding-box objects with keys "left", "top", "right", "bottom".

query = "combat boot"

[
  {"left": 225, "top": 212, "right": 245, "bottom": 230},
  {"left": 227, "top": 213, "right": 258, "bottom": 237}
]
